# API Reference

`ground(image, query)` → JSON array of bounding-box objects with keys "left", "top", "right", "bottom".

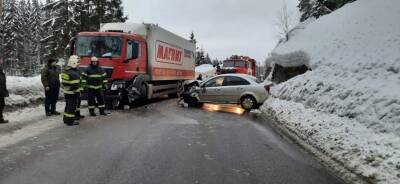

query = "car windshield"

[
  {"left": 76, "top": 36, "right": 122, "bottom": 58},
  {"left": 223, "top": 60, "right": 246, "bottom": 67}
]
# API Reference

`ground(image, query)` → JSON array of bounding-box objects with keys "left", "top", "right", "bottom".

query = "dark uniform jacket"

[
  {"left": 41, "top": 65, "right": 61, "bottom": 88},
  {"left": 0, "top": 66, "right": 9, "bottom": 98},
  {"left": 83, "top": 65, "right": 107, "bottom": 90},
  {"left": 61, "top": 66, "right": 82, "bottom": 95}
]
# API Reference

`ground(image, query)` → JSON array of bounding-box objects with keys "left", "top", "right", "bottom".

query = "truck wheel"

[
  {"left": 135, "top": 83, "right": 147, "bottom": 105},
  {"left": 240, "top": 96, "right": 256, "bottom": 111}
]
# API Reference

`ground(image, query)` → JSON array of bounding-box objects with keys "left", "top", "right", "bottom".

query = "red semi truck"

[
  {"left": 70, "top": 23, "right": 196, "bottom": 108},
  {"left": 219, "top": 55, "right": 256, "bottom": 77}
]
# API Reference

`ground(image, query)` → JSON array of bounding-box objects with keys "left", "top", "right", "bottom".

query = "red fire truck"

[
  {"left": 219, "top": 55, "right": 256, "bottom": 76},
  {"left": 70, "top": 23, "right": 196, "bottom": 109}
]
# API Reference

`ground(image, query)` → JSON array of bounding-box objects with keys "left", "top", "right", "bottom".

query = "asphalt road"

[{"left": 0, "top": 99, "right": 344, "bottom": 184}]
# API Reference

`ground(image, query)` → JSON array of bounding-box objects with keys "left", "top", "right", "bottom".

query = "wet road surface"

[{"left": 0, "top": 99, "right": 344, "bottom": 184}]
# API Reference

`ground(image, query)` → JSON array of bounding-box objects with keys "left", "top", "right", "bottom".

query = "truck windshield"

[
  {"left": 223, "top": 60, "right": 246, "bottom": 67},
  {"left": 76, "top": 36, "right": 122, "bottom": 58}
]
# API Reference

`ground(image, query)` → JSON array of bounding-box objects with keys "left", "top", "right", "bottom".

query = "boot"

[
  {"left": 75, "top": 112, "right": 85, "bottom": 120},
  {"left": 99, "top": 108, "right": 107, "bottom": 116},
  {"left": 89, "top": 109, "right": 96, "bottom": 116},
  {"left": 67, "top": 121, "right": 80, "bottom": 126},
  {"left": 51, "top": 111, "right": 61, "bottom": 115}
]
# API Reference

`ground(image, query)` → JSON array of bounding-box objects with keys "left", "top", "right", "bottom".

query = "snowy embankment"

[
  {"left": 262, "top": 0, "right": 400, "bottom": 183},
  {"left": 195, "top": 64, "right": 216, "bottom": 79},
  {"left": 6, "top": 75, "right": 44, "bottom": 107}
]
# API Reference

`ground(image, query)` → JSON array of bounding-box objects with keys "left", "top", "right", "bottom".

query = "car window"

[
  {"left": 203, "top": 77, "right": 224, "bottom": 87},
  {"left": 223, "top": 76, "right": 250, "bottom": 86}
]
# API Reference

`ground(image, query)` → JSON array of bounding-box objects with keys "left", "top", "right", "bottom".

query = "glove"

[{"left": 45, "top": 86, "right": 50, "bottom": 91}]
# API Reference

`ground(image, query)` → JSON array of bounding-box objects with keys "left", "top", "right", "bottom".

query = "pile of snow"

[
  {"left": 195, "top": 64, "right": 216, "bottom": 79},
  {"left": 266, "top": 51, "right": 310, "bottom": 68},
  {"left": 262, "top": 0, "right": 400, "bottom": 183},
  {"left": 270, "top": 0, "right": 400, "bottom": 134},
  {"left": 262, "top": 98, "right": 400, "bottom": 183},
  {"left": 6, "top": 76, "right": 45, "bottom": 106}
]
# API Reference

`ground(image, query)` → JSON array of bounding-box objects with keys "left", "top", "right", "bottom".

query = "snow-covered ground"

[
  {"left": 262, "top": 0, "right": 400, "bottom": 183},
  {"left": 0, "top": 103, "right": 65, "bottom": 148},
  {"left": 6, "top": 75, "right": 45, "bottom": 106},
  {"left": 195, "top": 64, "right": 216, "bottom": 79}
]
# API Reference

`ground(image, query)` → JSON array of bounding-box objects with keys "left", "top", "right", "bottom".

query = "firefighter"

[
  {"left": 83, "top": 57, "right": 107, "bottom": 116},
  {"left": 0, "top": 59, "right": 9, "bottom": 124},
  {"left": 61, "top": 55, "right": 83, "bottom": 126},
  {"left": 41, "top": 59, "right": 61, "bottom": 116}
]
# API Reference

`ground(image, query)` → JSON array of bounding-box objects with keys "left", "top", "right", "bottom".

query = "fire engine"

[{"left": 219, "top": 55, "right": 256, "bottom": 76}]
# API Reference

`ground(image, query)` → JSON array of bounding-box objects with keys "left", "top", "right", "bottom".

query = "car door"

[
  {"left": 220, "top": 76, "right": 251, "bottom": 103},
  {"left": 198, "top": 76, "right": 225, "bottom": 103}
]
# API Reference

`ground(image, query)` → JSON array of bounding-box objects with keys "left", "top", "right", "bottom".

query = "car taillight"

[{"left": 264, "top": 85, "right": 270, "bottom": 93}]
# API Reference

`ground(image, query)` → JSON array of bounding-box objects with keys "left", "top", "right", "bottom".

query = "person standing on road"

[
  {"left": 0, "top": 59, "right": 9, "bottom": 124},
  {"left": 61, "top": 55, "right": 83, "bottom": 126},
  {"left": 41, "top": 59, "right": 61, "bottom": 116},
  {"left": 196, "top": 74, "right": 203, "bottom": 81},
  {"left": 83, "top": 57, "right": 107, "bottom": 116}
]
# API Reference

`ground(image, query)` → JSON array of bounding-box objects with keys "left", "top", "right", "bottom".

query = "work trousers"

[
  {"left": 0, "top": 98, "right": 4, "bottom": 121},
  {"left": 88, "top": 90, "right": 105, "bottom": 112},
  {"left": 44, "top": 87, "right": 60, "bottom": 114},
  {"left": 63, "top": 94, "right": 78, "bottom": 125}
]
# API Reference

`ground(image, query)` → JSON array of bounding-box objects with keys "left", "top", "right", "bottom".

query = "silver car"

[{"left": 191, "top": 74, "right": 270, "bottom": 110}]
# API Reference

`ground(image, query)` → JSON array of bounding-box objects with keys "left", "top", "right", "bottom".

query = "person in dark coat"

[
  {"left": 61, "top": 55, "right": 83, "bottom": 126},
  {"left": 83, "top": 57, "right": 107, "bottom": 116},
  {"left": 196, "top": 74, "right": 203, "bottom": 81},
  {"left": 41, "top": 59, "right": 61, "bottom": 116},
  {"left": 0, "top": 59, "right": 9, "bottom": 124}
]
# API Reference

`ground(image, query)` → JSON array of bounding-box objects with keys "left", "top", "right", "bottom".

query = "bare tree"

[{"left": 275, "top": 0, "right": 296, "bottom": 42}]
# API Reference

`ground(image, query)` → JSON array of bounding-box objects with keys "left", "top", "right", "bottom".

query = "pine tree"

[
  {"left": 2, "top": 0, "right": 21, "bottom": 74},
  {"left": 189, "top": 31, "right": 196, "bottom": 44},
  {"left": 298, "top": 0, "right": 315, "bottom": 22},
  {"left": 299, "top": 0, "right": 356, "bottom": 22},
  {"left": 204, "top": 53, "right": 211, "bottom": 64},
  {"left": 31, "top": 0, "right": 44, "bottom": 71},
  {"left": 42, "top": 0, "right": 82, "bottom": 59},
  {"left": 195, "top": 49, "right": 205, "bottom": 66},
  {"left": 105, "top": 0, "right": 127, "bottom": 22}
]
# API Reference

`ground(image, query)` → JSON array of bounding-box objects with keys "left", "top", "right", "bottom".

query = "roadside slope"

[{"left": 262, "top": 0, "right": 400, "bottom": 183}]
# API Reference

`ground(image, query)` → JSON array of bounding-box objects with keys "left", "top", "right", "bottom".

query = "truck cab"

[
  {"left": 71, "top": 23, "right": 196, "bottom": 109},
  {"left": 73, "top": 32, "right": 148, "bottom": 81}
]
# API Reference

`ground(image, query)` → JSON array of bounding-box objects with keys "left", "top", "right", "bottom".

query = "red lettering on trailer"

[{"left": 156, "top": 41, "right": 183, "bottom": 65}]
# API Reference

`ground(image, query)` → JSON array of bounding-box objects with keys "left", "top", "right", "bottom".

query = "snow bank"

[
  {"left": 271, "top": 0, "right": 400, "bottom": 135},
  {"left": 263, "top": 0, "right": 400, "bottom": 183},
  {"left": 6, "top": 76, "right": 45, "bottom": 106},
  {"left": 195, "top": 64, "right": 216, "bottom": 79},
  {"left": 266, "top": 50, "right": 310, "bottom": 68},
  {"left": 261, "top": 98, "right": 400, "bottom": 184}
]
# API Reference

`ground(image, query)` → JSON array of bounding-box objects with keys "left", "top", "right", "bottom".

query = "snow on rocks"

[
  {"left": 262, "top": 0, "right": 400, "bottom": 183},
  {"left": 6, "top": 75, "right": 45, "bottom": 106}
]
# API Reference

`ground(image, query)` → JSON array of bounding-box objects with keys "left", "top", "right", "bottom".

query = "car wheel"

[{"left": 241, "top": 96, "right": 256, "bottom": 111}]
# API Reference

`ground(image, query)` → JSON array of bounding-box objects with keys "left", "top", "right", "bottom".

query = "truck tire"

[{"left": 240, "top": 95, "right": 257, "bottom": 111}]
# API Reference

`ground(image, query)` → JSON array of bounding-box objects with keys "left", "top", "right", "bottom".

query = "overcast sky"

[{"left": 122, "top": 0, "right": 299, "bottom": 63}]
